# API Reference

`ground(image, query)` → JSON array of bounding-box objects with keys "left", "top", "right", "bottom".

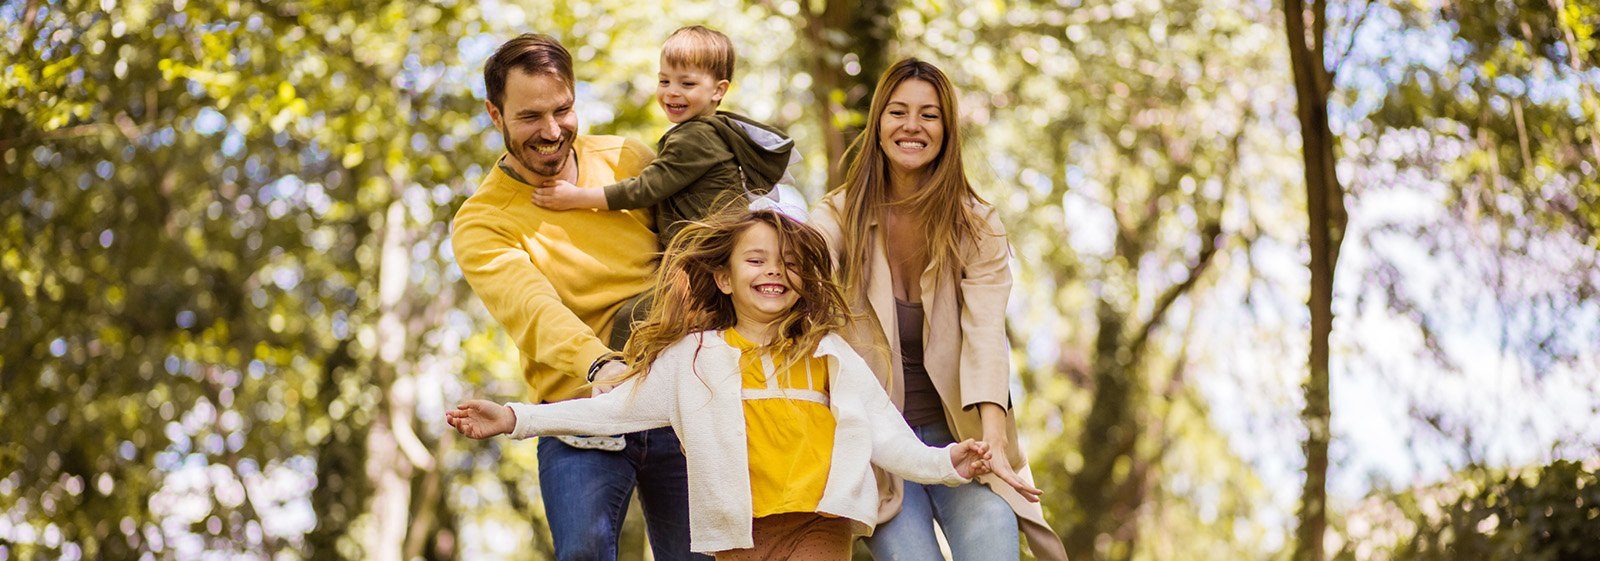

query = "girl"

[
  {"left": 448, "top": 208, "right": 994, "bottom": 560},
  {"left": 812, "top": 59, "right": 1070, "bottom": 561}
]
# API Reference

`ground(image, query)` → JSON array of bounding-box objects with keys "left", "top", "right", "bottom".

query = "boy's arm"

[
  {"left": 603, "top": 122, "right": 732, "bottom": 210},
  {"left": 451, "top": 208, "right": 612, "bottom": 379},
  {"left": 532, "top": 180, "right": 610, "bottom": 211}
]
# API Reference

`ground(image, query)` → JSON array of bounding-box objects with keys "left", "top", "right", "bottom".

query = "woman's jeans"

[{"left": 865, "top": 421, "right": 1021, "bottom": 561}]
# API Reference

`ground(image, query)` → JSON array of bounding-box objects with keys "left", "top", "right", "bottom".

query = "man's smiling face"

[{"left": 488, "top": 69, "right": 578, "bottom": 180}]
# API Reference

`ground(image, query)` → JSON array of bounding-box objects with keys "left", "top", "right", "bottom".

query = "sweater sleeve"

[
  {"left": 958, "top": 205, "right": 1015, "bottom": 410},
  {"left": 450, "top": 206, "right": 613, "bottom": 379},
  {"left": 603, "top": 122, "right": 732, "bottom": 210},
  {"left": 836, "top": 340, "right": 967, "bottom": 486},
  {"left": 506, "top": 360, "right": 678, "bottom": 439}
]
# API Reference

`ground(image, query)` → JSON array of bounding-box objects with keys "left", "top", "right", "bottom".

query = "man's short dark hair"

[{"left": 484, "top": 33, "right": 573, "bottom": 111}]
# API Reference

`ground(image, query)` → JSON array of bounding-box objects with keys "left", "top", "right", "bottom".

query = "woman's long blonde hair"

[
  {"left": 828, "top": 58, "right": 990, "bottom": 297},
  {"left": 618, "top": 209, "right": 850, "bottom": 382}
]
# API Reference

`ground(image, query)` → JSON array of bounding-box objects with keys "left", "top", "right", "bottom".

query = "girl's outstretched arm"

[
  {"left": 446, "top": 399, "right": 516, "bottom": 439},
  {"left": 832, "top": 344, "right": 973, "bottom": 486},
  {"left": 447, "top": 344, "right": 686, "bottom": 441},
  {"left": 503, "top": 375, "right": 673, "bottom": 439}
]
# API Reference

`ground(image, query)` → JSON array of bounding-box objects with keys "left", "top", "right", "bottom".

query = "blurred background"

[{"left": 2, "top": 0, "right": 1598, "bottom": 559}]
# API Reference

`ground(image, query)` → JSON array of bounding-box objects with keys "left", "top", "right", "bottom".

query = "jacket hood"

[{"left": 696, "top": 111, "right": 795, "bottom": 190}]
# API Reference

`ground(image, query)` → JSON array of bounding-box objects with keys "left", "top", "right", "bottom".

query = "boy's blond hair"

[{"left": 661, "top": 25, "right": 736, "bottom": 82}]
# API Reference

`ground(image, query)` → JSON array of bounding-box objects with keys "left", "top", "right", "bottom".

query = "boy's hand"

[
  {"left": 445, "top": 399, "right": 516, "bottom": 439},
  {"left": 532, "top": 179, "right": 606, "bottom": 211},
  {"left": 949, "top": 438, "right": 993, "bottom": 479}
]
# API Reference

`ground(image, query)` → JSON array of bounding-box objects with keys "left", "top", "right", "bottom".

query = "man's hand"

[
  {"left": 590, "top": 360, "right": 629, "bottom": 397},
  {"left": 445, "top": 400, "right": 516, "bottom": 439},
  {"left": 949, "top": 438, "right": 993, "bottom": 479},
  {"left": 532, "top": 179, "right": 607, "bottom": 211}
]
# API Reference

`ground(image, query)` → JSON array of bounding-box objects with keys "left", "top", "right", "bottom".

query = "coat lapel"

[{"left": 863, "top": 219, "right": 904, "bottom": 406}]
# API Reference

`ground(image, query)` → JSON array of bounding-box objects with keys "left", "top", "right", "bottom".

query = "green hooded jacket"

[{"left": 603, "top": 111, "right": 795, "bottom": 244}]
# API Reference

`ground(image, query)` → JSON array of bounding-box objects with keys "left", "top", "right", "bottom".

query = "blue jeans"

[
  {"left": 536, "top": 427, "right": 712, "bottom": 561},
  {"left": 865, "top": 421, "right": 1020, "bottom": 561}
]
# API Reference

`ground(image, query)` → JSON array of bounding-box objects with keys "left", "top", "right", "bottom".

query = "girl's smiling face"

[
  {"left": 877, "top": 78, "right": 945, "bottom": 176},
  {"left": 715, "top": 222, "right": 800, "bottom": 337}
]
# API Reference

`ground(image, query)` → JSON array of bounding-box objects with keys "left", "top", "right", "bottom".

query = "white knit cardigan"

[{"left": 506, "top": 330, "right": 968, "bottom": 554}]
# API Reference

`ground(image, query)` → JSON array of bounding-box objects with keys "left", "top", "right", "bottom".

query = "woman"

[{"left": 811, "top": 59, "right": 1069, "bottom": 561}]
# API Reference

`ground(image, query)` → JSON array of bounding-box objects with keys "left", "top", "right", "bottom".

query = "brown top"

[{"left": 895, "top": 298, "right": 944, "bottom": 427}]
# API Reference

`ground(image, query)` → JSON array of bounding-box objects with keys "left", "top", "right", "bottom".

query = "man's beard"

[{"left": 504, "top": 126, "right": 573, "bottom": 178}]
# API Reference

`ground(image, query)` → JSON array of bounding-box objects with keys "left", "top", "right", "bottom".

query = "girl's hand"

[
  {"left": 445, "top": 400, "right": 516, "bottom": 439},
  {"left": 531, "top": 179, "right": 598, "bottom": 211},
  {"left": 949, "top": 438, "right": 993, "bottom": 479},
  {"left": 984, "top": 444, "right": 1045, "bottom": 503}
]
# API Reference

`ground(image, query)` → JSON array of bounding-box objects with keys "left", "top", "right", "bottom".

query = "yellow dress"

[{"left": 724, "top": 329, "right": 837, "bottom": 517}]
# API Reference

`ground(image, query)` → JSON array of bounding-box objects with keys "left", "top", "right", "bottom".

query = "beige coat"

[{"left": 812, "top": 192, "right": 1069, "bottom": 561}]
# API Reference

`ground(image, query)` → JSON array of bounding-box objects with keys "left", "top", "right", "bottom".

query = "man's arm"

[{"left": 451, "top": 209, "right": 612, "bottom": 378}]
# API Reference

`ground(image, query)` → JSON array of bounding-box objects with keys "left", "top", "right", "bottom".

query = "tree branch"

[
  {"left": 1329, "top": 0, "right": 1376, "bottom": 79},
  {"left": 1124, "top": 217, "right": 1223, "bottom": 363}
]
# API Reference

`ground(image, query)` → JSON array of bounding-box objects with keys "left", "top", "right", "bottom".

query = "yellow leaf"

[{"left": 343, "top": 145, "right": 365, "bottom": 168}]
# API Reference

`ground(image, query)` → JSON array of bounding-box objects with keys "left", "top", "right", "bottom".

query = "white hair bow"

[
  {"left": 748, "top": 184, "right": 810, "bottom": 223},
  {"left": 742, "top": 150, "right": 810, "bottom": 223}
]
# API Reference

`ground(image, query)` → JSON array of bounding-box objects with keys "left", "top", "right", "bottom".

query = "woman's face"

[{"left": 876, "top": 78, "right": 945, "bottom": 176}]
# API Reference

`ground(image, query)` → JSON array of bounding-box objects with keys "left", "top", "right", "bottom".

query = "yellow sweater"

[{"left": 451, "top": 135, "right": 658, "bottom": 403}]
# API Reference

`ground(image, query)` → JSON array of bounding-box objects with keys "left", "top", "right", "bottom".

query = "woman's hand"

[
  {"left": 445, "top": 399, "right": 516, "bottom": 439},
  {"left": 983, "top": 443, "right": 1044, "bottom": 502},
  {"left": 977, "top": 402, "right": 1043, "bottom": 502},
  {"left": 949, "top": 438, "right": 993, "bottom": 479}
]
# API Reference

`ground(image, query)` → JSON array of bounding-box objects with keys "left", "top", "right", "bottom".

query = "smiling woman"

[{"left": 812, "top": 58, "right": 1070, "bottom": 561}]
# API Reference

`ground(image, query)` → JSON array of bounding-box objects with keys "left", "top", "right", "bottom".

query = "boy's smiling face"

[{"left": 657, "top": 60, "right": 728, "bottom": 123}]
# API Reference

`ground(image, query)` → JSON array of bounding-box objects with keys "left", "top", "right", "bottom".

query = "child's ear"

[
  {"left": 712, "top": 80, "right": 729, "bottom": 103},
  {"left": 714, "top": 269, "right": 733, "bottom": 294}
]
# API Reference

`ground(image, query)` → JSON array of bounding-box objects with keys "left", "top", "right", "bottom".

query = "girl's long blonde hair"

[
  {"left": 828, "top": 58, "right": 990, "bottom": 298},
  {"left": 618, "top": 209, "right": 849, "bottom": 382}
]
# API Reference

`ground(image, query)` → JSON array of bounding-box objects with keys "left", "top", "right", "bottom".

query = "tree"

[
  {"left": 792, "top": 0, "right": 895, "bottom": 187},
  {"left": 897, "top": 1, "right": 1301, "bottom": 559},
  {"left": 1282, "top": 0, "right": 1350, "bottom": 559},
  {"left": 2, "top": 0, "right": 489, "bottom": 557}
]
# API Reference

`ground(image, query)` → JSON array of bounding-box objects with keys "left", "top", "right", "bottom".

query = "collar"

[
  {"left": 494, "top": 145, "right": 580, "bottom": 188},
  {"left": 695, "top": 330, "right": 849, "bottom": 360}
]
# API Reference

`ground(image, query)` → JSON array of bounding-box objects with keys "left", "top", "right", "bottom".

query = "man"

[{"left": 451, "top": 33, "right": 706, "bottom": 561}]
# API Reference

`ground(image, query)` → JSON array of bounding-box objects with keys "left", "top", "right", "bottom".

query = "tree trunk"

[
  {"left": 799, "top": 0, "right": 894, "bottom": 188},
  {"left": 1065, "top": 297, "right": 1135, "bottom": 561},
  {"left": 364, "top": 197, "right": 417, "bottom": 561},
  {"left": 1283, "top": 0, "right": 1348, "bottom": 559}
]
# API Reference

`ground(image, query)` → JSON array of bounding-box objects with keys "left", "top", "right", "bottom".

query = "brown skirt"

[{"left": 715, "top": 512, "right": 854, "bottom": 561}]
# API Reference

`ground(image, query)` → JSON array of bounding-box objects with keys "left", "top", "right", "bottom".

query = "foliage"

[
  {"left": 2, "top": 0, "right": 496, "bottom": 558},
  {"left": 1336, "top": 460, "right": 1600, "bottom": 561},
  {"left": 1, "top": 0, "right": 1597, "bottom": 560}
]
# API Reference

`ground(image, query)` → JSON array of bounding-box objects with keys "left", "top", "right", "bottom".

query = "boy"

[{"left": 531, "top": 25, "right": 797, "bottom": 349}]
